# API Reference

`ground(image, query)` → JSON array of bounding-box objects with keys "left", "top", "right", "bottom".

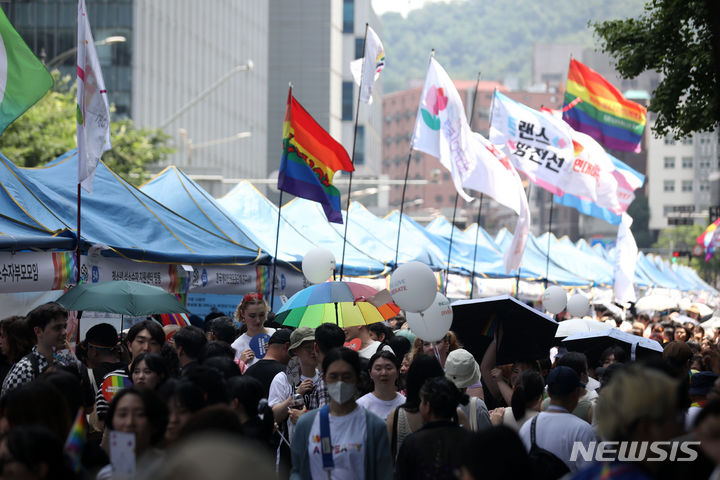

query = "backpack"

[{"left": 527, "top": 415, "right": 571, "bottom": 480}]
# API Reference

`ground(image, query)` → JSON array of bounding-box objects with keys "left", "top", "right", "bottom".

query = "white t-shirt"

[
  {"left": 518, "top": 411, "right": 596, "bottom": 472},
  {"left": 357, "top": 340, "right": 393, "bottom": 360},
  {"left": 268, "top": 369, "right": 320, "bottom": 440},
  {"left": 356, "top": 392, "right": 406, "bottom": 420},
  {"left": 231, "top": 328, "right": 276, "bottom": 367},
  {"left": 308, "top": 405, "right": 367, "bottom": 480}
]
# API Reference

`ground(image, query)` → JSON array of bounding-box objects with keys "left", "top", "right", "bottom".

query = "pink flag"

[{"left": 77, "top": 0, "right": 111, "bottom": 193}]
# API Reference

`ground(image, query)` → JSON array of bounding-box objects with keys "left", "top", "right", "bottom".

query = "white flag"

[
  {"left": 614, "top": 213, "right": 638, "bottom": 304},
  {"left": 411, "top": 57, "right": 475, "bottom": 201},
  {"left": 77, "top": 0, "right": 111, "bottom": 193},
  {"left": 350, "top": 26, "right": 385, "bottom": 104},
  {"left": 503, "top": 185, "right": 531, "bottom": 274},
  {"left": 490, "top": 91, "right": 575, "bottom": 196}
]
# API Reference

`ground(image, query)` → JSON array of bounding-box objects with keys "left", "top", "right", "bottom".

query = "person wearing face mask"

[{"left": 290, "top": 347, "right": 393, "bottom": 480}]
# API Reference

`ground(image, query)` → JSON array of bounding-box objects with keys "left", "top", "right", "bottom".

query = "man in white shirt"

[
  {"left": 269, "top": 327, "right": 321, "bottom": 440},
  {"left": 343, "top": 325, "right": 393, "bottom": 360},
  {"left": 518, "top": 366, "right": 596, "bottom": 473}
]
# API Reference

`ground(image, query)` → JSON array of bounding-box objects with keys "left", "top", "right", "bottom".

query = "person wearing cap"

[
  {"left": 687, "top": 305, "right": 703, "bottom": 321},
  {"left": 518, "top": 366, "right": 596, "bottom": 473},
  {"left": 687, "top": 371, "right": 720, "bottom": 431},
  {"left": 85, "top": 323, "right": 124, "bottom": 391},
  {"left": 445, "top": 349, "right": 491, "bottom": 431},
  {"left": 343, "top": 325, "right": 393, "bottom": 360},
  {"left": 269, "top": 327, "right": 321, "bottom": 441},
  {"left": 244, "top": 328, "right": 292, "bottom": 397}
]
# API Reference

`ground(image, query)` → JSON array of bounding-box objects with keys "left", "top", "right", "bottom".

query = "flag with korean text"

[
  {"left": 412, "top": 59, "right": 530, "bottom": 271},
  {"left": 350, "top": 26, "right": 385, "bottom": 104},
  {"left": 490, "top": 91, "right": 575, "bottom": 196},
  {"left": 412, "top": 57, "right": 477, "bottom": 202},
  {"left": 77, "top": 0, "right": 111, "bottom": 193}
]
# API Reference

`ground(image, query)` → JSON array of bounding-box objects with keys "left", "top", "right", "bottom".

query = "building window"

[
  {"left": 354, "top": 126, "right": 365, "bottom": 165},
  {"left": 700, "top": 182, "right": 710, "bottom": 191},
  {"left": 355, "top": 37, "right": 364, "bottom": 59},
  {"left": 343, "top": 0, "right": 354, "bottom": 33},
  {"left": 682, "top": 156, "right": 693, "bottom": 169},
  {"left": 663, "top": 157, "right": 675, "bottom": 169},
  {"left": 681, "top": 137, "right": 693, "bottom": 145},
  {"left": 442, "top": 172, "right": 450, "bottom": 181},
  {"left": 663, "top": 180, "right": 675, "bottom": 192},
  {"left": 682, "top": 180, "right": 693, "bottom": 192},
  {"left": 663, "top": 205, "right": 674, "bottom": 216},
  {"left": 342, "top": 81, "right": 353, "bottom": 120},
  {"left": 664, "top": 136, "right": 675, "bottom": 145},
  {"left": 435, "top": 195, "right": 443, "bottom": 203}
]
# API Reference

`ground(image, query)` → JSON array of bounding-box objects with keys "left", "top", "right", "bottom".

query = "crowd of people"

[{"left": 0, "top": 292, "right": 720, "bottom": 479}]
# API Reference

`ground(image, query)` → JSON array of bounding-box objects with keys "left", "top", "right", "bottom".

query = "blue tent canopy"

[
  {"left": 0, "top": 215, "right": 75, "bottom": 251},
  {"left": 141, "top": 166, "right": 267, "bottom": 252},
  {"left": 14, "top": 151, "right": 265, "bottom": 264}
]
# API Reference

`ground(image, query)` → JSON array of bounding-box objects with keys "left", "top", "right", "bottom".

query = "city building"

[
  {"left": 647, "top": 123, "right": 718, "bottom": 235},
  {"left": 4, "top": 0, "right": 269, "bottom": 197}
]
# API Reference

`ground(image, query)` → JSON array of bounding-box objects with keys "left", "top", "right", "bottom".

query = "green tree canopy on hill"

[
  {"left": 380, "top": 0, "right": 646, "bottom": 92},
  {"left": 0, "top": 73, "right": 172, "bottom": 185}
]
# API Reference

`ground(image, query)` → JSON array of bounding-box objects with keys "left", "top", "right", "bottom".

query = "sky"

[{"left": 371, "top": 0, "right": 452, "bottom": 17}]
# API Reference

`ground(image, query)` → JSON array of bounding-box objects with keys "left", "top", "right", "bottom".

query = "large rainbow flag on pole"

[
  {"left": 278, "top": 87, "right": 354, "bottom": 223},
  {"left": 562, "top": 58, "right": 646, "bottom": 153}
]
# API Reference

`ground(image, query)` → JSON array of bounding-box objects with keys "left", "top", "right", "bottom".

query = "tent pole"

[
  {"left": 445, "top": 193, "right": 459, "bottom": 296},
  {"left": 76, "top": 183, "right": 81, "bottom": 284},
  {"left": 466, "top": 71, "right": 483, "bottom": 299}
]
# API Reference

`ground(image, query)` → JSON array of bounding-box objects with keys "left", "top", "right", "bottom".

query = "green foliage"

[
  {"left": 0, "top": 72, "right": 173, "bottom": 185},
  {"left": 380, "top": 0, "right": 646, "bottom": 93},
  {"left": 654, "top": 224, "right": 720, "bottom": 283},
  {"left": 594, "top": 0, "right": 720, "bottom": 138}
]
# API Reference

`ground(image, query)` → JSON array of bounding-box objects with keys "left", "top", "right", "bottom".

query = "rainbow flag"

[
  {"left": 64, "top": 408, "right": 87, "bottom": 472},
  {"left": 278, "top": 87, "right": 354, "bottom": 223},
  {"left": 159, "top": 312, "right": 190, "bottom": 327},
  {"left": 562, "top": 59, "right": 646, "bottom": 153},
  {"left": 698, "top": 218, "right": 720, "bottom": 261}
]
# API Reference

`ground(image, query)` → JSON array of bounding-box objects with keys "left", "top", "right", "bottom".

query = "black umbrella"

[
  {"left": 451, "top": 295, "right": 559, "bottom": 365},
  {"left": 562, "top": 328, "right": 663, "bottom": 368}
]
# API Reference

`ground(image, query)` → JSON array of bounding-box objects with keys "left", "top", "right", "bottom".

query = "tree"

[
  {"left": 594, "top": 0, "right": 720, "bottom": 138},
  {"left": 0, "top": 73, "right": 173, "bottom": 185},
  {"left": 654, "top": 224, "right": 720, "bottom": 284}
]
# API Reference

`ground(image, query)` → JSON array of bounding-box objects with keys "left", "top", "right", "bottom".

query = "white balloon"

[
  {"left": 301, "top": 248, "right": 336, "bottom": 284},
  {"left": 389, "top": 262, "right": 437, "bottom": 313},
  {"left": 567, "top": 293, "right": 590, "bottom": 318},
  {"left": 406, "top": 292, "right": 453, "bottom": 342},
  {"left": 542, "top": 286, "right": 567, "bottom": 315}
]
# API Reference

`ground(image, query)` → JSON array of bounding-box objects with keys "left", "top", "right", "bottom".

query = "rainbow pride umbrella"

[{"left": 275, "top": 281, "right": 400, "bottom": 328}]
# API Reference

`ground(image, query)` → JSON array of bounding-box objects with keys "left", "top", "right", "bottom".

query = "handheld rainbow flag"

[
  {"left": 64, "top": 408, "right": 87, "bottom": 472},
  {"left": 698, "top": 218, "right": 720, "bottom": 261},
  {"left": 278, "top": 87, "right": 354, "bottom": 224},
  {"left": 563, "top": 59, "right": 646, "bottom": 153}
]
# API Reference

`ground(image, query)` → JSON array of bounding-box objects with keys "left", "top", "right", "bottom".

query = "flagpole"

[
  {"left": 271, "top": 84, "right": 293, "bottom": 311},
  {"left": 465, "top": 71, "right": 482, "bottom": 298},
  {"left": 339, "top": 23, "right": 369, "bottom": 281},
  {"left": 515, "top": 181, "right": 531, "bottom": 299},
  {"left": 76, "top": 184, "right": 81, "bottom": 284},
  {"left": 544, "top": 191, "right": 554, "bottom": 288},
  {"left": 394, "top": 49, "right": 435, "bottom": 269}
]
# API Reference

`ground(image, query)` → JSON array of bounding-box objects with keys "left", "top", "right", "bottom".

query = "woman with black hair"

[
  {"left": 159, "top": 378, "right": 206, "bottom": 445},
  {"left": 395, "top": 376, "right": 475, "bottom": 480},
  {"left": 490, "top": 370, "right": 544, "bottom": 431},
  {"left": 227, "top": 375, "right": 275, "bottom": 450},
  {"left": 357, "top": 351, "right": 405, "bottom": 420},
  {"left": 290, "top": 347, "right": 392, "bottom": 480},
  {"left": 0, "top": 425, "right": 76, "bottom": 480},
  {"left": 130, "top": 352, "right": 169, "bottom": 391},
  {"left": 98, "top": 386, "right": 168, "bottom": 479}
]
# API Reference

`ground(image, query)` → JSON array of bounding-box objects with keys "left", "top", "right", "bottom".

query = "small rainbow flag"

[
  {"left": 256, "top": 265, "right": 269, "bottom": 297},
  {"left": 64, "top": 408, "right": 87, "bottom": 472},
  {"left": 563, "top": 59, "right": 646, "bottom": 153},
  {"left": 159, "top": 312, "right": 190, "bottom": 327},
  {"left": 52, "top": 252, "right": 75, "bottom": 289},
  {"left": 101, "top": 374, "right": 132, "bottom": 402},
  {"left": 481, "top": 312, "right": 497, "bottom": 337},
  {"left": 698, "top": 218, "right": 720, "bottom": 261}
]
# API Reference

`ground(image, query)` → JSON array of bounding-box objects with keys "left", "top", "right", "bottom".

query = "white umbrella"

[
  {"left": 635, "top": 294, "right": 678, "bottom": 312},
  {"left": 701, "top": 316, "right": 720, "bottom": 330},
  {"left": 555, "top": 318, "right": 612, "bottom": 338}
]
